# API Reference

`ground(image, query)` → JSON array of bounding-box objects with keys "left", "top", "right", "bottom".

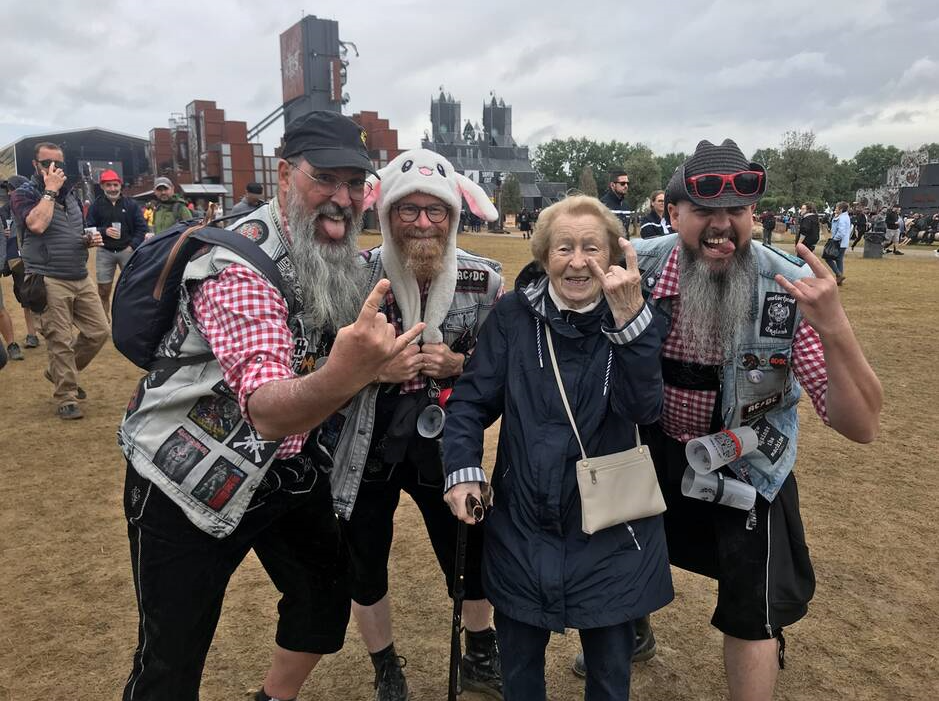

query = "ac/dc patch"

[
  {"left": 741, "top": 393, "right": 782, "bottom": 423},
  {"left": 750, "top": 417, "right": 789, "bottom": 463},
  {"left": 191, "top": 457, "right": 246, "bottom": 511},
  {"left": 760, "top": 292, "right": 797, "bottom": 339},
  {"left": 227, "top": 422, "right": 278, "bottom": 465},
  {"left": 155, "top": 427, "right": 210, "bottom": 483},
  {"left": 456, "top": 268, "right": 489, "bottom": 294},
  {"left": 187, "top": 394, "right": 242, "bottom": 441}
]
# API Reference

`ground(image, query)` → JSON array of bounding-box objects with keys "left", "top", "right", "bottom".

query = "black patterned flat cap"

[
  {"left": 666, "top": 139, "right": 766, "bottom": 208},
  {"left": 282, "top": 111, "right": 377, "bottom": 176}
]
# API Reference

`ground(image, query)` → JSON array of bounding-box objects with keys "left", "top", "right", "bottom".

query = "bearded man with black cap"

[
  {"left": 329, "top": 148, "right": 504, "bottom": 700},
  {"left": 118, "top": 111, "right": 425, "bottom": 701},
  {"left": 574, "top": 139, "right": 882, "bottom": 700}
]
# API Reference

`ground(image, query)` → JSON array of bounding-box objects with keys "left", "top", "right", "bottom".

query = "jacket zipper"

[{"left": 626, "top": 522, "right": 642, "bottom": 550}]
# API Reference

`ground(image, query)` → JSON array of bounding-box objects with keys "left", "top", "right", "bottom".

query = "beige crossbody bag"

[{"left": 545, "top": 325, "right": 666, "bottom": 534}]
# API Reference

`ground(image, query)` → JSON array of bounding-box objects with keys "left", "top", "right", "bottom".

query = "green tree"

[
  {"left": 500, "top": 173, "right": 521, "bottom": 215},
  {"left": 923, "top": 143, "right": 939, "bottom": 162},
  {"left": 622, "top": 146, "right": 662, "bottom": 211},
  {"left": 654, "top": 152, "right": 687, "bottom": 189},
  {"left": 577, "top": 165, "right": 598, "bottom": 197},
  {"left": 751, "top": 147, "right": 781, "bottom": 172},
  {"left": 759, "top": 131, "right": 834, "bottom": 209},
  {"left": 853, "top": 144, "right": 903, "bottom": 189},
  {"left": 532, "top": 137, "right": 636, "bottom": 189}
]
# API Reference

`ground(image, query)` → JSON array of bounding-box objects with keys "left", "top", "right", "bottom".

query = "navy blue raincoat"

[{"left": 444, "top": 263, "right": 674, "bottom": 632}]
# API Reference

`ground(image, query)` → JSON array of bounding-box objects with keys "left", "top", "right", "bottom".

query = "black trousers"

[{"left": 122, "top": 459, "right": 350, "bottom": 701}]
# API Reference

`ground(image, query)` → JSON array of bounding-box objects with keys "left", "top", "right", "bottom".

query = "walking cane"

[{"left": 448, "top": 491, "right": 488, "bottom": 700}]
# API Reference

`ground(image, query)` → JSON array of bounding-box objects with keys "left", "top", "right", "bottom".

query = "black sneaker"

[
  {"left": 24, "top": 334, "right": 40, "bottom": 348},
  {"left": 462, "top": 628, "right": 503, "bottom": 699},
  {"left": 57, "top": 403, "right": 84, "bottom": 420},
  {"left": 7, "top": 342, "right": 24, "bottom": 360},
  {"left": 44, "top": 368, "right": 86, "bottom": 400},
  {"left": 893, "top": 250, "right": 904, "bottom": 255},
  {"left": 373, "top": 652, "right": 409, "bottom": 701}
]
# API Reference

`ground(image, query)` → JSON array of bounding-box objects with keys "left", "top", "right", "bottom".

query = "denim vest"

[
  {"left": 119, "top": 199, "right": 317, "bottom": 537},
  {"left": 328, "top": 246, "right": 503, "bottom": 519},
  {"left": 633, "top": 234, "right": 815, "bottom": 502}
]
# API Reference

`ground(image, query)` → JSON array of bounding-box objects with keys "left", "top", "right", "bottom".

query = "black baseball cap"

[
  {"left": 246, "top": 182, "right": 263, "bottom": 194},
  {"left": 282, "top": 111, "right": 377, "bottom": 177},
  {"left": 666, "top": 139, "right": 766, "bottom": 208}
]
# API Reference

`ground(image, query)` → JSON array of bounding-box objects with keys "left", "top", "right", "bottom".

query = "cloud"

[{"left": 2, "top": 0, "right": 938, "bottom": 162}]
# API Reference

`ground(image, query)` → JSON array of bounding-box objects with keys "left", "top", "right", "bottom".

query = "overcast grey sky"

[{"left": 4, "top": 0, "right": 938, "bottom": 161}]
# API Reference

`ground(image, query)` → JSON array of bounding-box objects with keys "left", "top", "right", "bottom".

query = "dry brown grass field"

[{"left": 1, "top": 230, "right": 937, "bottom": 700}]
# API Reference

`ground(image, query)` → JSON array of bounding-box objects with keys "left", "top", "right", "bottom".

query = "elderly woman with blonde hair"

[{"left": 443, "top": 195, "right": 673, "bottom": 700}]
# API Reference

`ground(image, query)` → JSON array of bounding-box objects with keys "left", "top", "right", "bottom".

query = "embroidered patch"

[
  {"left": 235, "top": 219, "right": 268, "bottom": 245},
  {"left": 160, "top": 314, "right": 188, "bottom": 356},
  {"left": 750, "top": 417, "right": 789, "bottom": 463},
  {"left": 227, "top": 423, "right": 278, "bottom": 465},
  {"left": 741, "top": 393, "right": 782, "bottom": 423},
  {"left": 212, "top": 380, "right": 237, "bottom": 400},
  {"left": 191, "top": 457, "right": 246, "bottom": 511},
  {"left": 456, "top": 268, "right": 489, "bottom": 294},
  {"left": 125, "top": 378, "right": 146, "bottom": 418},
  {"left": 759, "top": 292, "right": 797, "bottom": 339},
  {"left": 155, "top": 427, "right": 210, "bottom": 483},
  {"left": 275, "top": 255, "right": 303, "bottom": 310},
  {"left": 187, "top": 395, "right": 242, "bottom": 441},
  {"left": 145, "top": 365, "right": 179, "bottom": 389}
]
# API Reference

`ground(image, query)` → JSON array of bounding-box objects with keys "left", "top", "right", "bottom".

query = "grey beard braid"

[
  {"left": 677, "top": 244, "right": 757, "bottom": 363},
  {"left": 286, "top": 187, "right": 366, "bottom": 331}
]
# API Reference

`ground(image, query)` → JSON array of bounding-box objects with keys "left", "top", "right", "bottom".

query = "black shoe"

[
  {"left": 24, "top": 334, "right": 40, "bottom": 348},
  {"left": 632, "top": 616, "right": 657, "bottom": 662},
  {"left": 373, "top": 651, "right": 409, "bottom": 701},
  {"left": 462, "top": 628, "right": 503, "bottom": 699},
  {"left": 44, "top": 368, "right": 86, "bottom": 400},
  {"left": 0, "top": 343, "right": 7, "bottom": 371},
  {"left": 893, "top": 250, "right": 904, "bottom": 255},
  {"left": 571, "top": 616, "right": 657, "bottom": 679},
  {"left": 253, "top": 689, "right": 295, "bottom": 701},
  {"left": 57, "top": 403, "right": 84, "bottom": 420},
  {"left": 7, "top": 342, "right": 24, "bottom": 360}
]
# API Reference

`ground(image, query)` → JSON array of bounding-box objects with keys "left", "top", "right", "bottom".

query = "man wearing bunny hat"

[{"left": 329, "top": 149, "right": 504, "bottom": 700}]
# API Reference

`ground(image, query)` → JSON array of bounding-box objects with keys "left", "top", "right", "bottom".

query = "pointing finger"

[
  {"left": 585, "top": 256, "right": 607, "bottom": 280},
  {"left": 393, "top": 322, "right": 426, "bottom": 355},
  {"left": 357, "top": 279, "right": 390, "bottom": 324},
  {"left": 796, "top": 244, "right": 833, "bottom": 280},
  {"left": 619, "top": 237, "right": 638, "bottom": 271}
]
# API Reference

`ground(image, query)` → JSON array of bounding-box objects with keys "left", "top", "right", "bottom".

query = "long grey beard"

[
  {"left": 677, "top": 244, "right": 756, "bottom": 363},
  {"left": 286, "top": 188, "right": 366, "bottom": 331}
]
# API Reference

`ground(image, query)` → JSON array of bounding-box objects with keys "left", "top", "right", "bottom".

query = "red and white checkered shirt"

[
  {"left": 653, "top": 246, "right": 829, "bottom": 443},
  {"left": 190, "top": 192, "right": 312, "bottom": 465},
  {"left": 384, "top": 282, "right": 431, "bottom": 394}
]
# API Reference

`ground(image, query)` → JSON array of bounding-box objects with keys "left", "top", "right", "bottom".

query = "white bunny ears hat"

[{"left": 362, "top": 149, "right": 498, "bottom": 343}]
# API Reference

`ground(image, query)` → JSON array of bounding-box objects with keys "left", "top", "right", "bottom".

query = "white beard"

[{"left": 285, "top": 187, "right": 366, "bottom": 331}]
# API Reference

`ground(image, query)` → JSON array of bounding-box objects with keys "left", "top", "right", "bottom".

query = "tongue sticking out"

[
  {"left": 317, "top": 215, "right": 347, "bottom": 241},
  {"left": 714, "top": 238, "right": 736, "bottom": 255}
]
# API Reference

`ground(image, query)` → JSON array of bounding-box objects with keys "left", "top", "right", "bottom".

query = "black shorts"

[
  {"left": 340, "top": 391, "right": 484, "bottom": 606},
  {"left": 643, "top": 425, "right": 816, "bottom": 640},
  {"left": 123, "top": 457, "right": 350, "bottom": 701}
]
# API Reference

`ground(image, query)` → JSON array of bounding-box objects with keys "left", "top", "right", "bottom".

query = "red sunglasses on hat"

[{"left": 686, "top": 170, "right": 764, "bottom": 199}]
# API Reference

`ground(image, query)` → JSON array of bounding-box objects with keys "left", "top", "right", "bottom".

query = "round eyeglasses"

[
  {"left": 291, "top": 164, "right": 372, "bottom": 201},
  {"left": 392, "top": 203, "right": 450, "bottom": 223}
]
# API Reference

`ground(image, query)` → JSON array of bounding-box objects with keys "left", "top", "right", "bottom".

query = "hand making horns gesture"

[
  {"left": 335, "top": 279, "right": 425, "bottom": 386},
  {"left": 774, "top": 244, "right": 851, "bottom": 337},
  {"left": 586, "top": 237, "right": 645, "bottom": 327}
]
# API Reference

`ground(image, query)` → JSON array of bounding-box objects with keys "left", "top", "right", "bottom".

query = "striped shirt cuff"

[
  {"left": 445, "top": 466, "right": 489, "bottom": 492},
  {"left": 603, "top": 303, "right": 653, "bottom": 344}
]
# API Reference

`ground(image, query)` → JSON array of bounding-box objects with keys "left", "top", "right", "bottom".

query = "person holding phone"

[{"left": 10, "top": 142, "right": 109, "bottom": 419}]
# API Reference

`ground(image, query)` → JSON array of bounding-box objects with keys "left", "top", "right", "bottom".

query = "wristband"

[
  {"left": 42, "top": 193, "right": 55, "bottom": 202},
  {"left": 43, "top": 190, "right": 59, "bottom": 198}
]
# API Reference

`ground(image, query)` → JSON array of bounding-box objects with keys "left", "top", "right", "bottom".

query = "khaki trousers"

[{"left": 38, "top": 276, "right": 110, "bottom": 407}]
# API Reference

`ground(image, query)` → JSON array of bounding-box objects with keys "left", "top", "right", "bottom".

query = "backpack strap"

[{"left": 190, "top": 226, "right": 295, "bottom": 315}]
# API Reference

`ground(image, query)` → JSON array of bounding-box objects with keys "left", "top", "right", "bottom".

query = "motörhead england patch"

[{"left": 759, "top": 292, "right": 797, "bottom": 339}]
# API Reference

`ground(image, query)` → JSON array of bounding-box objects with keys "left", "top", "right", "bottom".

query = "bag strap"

[{"left": 544, "top": 324, "right": 641, "bottom": 462}]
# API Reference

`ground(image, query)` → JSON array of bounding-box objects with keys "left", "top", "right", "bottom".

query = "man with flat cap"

[
  {"left": 230, "top": 181, "right": 266, "bottom": 217},
  {"left": 119, "top": 110, "right": 425, "bottom": 701},
  {"left": 574, "top": 139, "right": 882, "bottom": 700}
]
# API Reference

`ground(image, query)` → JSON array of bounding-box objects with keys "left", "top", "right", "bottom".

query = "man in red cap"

[{"left": 85, "top": 169, "right": 148, "bottom": 319}]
